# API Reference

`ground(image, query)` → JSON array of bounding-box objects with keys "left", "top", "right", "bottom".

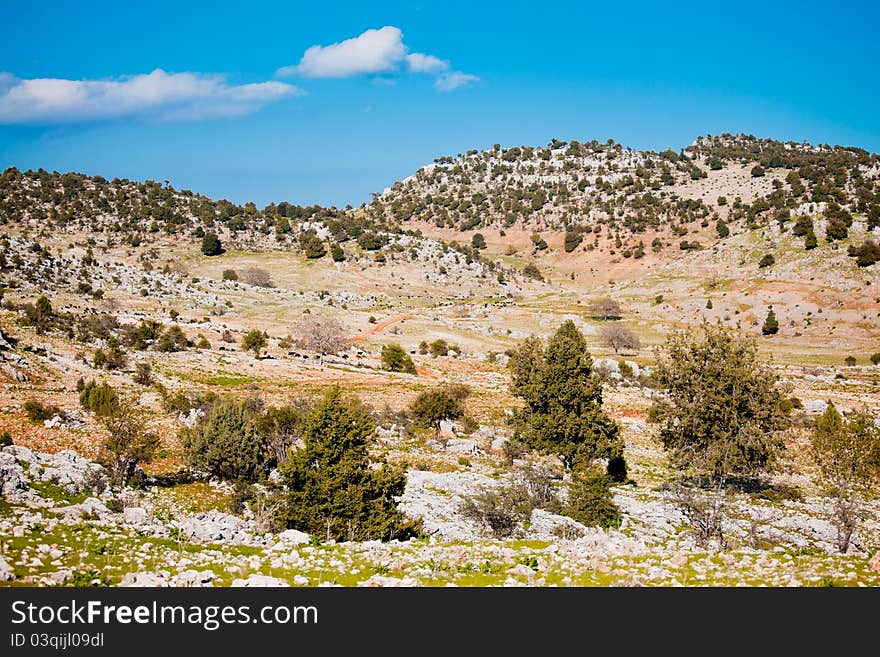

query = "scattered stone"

[{"left": 231, "top": 575, "right": 289, "bottom": 587}]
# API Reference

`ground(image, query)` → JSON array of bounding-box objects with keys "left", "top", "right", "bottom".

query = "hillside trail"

[{"left": 347, "top": 314, "right": 413, "bottom": 343}]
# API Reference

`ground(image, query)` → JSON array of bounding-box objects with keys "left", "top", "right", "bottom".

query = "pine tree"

[
  {"left": 508, "top": 321, "right": 625, "bottom": 476},
  {"left": 762, "top": 307, "right": 779, "bottom": 335},
  {"left": 804, "top": 226, "right": 818, "bottom": 250},
  {"left": 279, "top": 387, "right": 421, "bottom": 541},
  {"left": 201, "top": 232, "right": 222, "bottom": 256}
]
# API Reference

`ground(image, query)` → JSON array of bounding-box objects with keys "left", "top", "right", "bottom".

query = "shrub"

[
  {"left": 564, "top": 469, "right": 621, "bottom": 528},
  {"left": 222, "top": 269, "right": 238, "bottom": 281},
  {"left": 241, "top": 267, "right": 274, "bottom": 288},
  {"left": 871, "top": 352, "right": 880, "bottom": 365},
  {"left": 588, "top": 297, "right": 621, "bottom": 320},
  {"left": 201, "top": 232, "right": 222, "bottom": 256},
  {"left": 750, "top": 165, "right": 765, "bottom": 177},
  {"left": 99, "top": 398, "right": 160, "bottom": 487},
  {"left": 0, "top": 431, "right": 13, "bottom": 447},
  {"left": 409, "top": 383, "right": 470, "bottom": 433},
  {"left": 182, "top": 398, "right": 267, "bottom": 482},
  {"left": 155, "top": 325, "right": 188, "bottom": 352},
  {"left": 758, "top": 253, "right": 775, "bottom": 268},
  {"left": 330, "top": 243, "right": 345, "bottom": 262},
  {"left": 381, "top": 343, "right": 416, "bottom": 373},
  {"left": 293, "top": 315, "right": 348, "bottom": 354},
  {"left": 844, "top": 356, "right": 857, "bottom": 367},
  {"left": 24, "top": 399, "right": 60, "bottom": 423},
  {"left": 810, "top": 404, "right": 880, "bottom": 553},
  {"left": 716, "top": 219, "right": 730, "bottom": 238},
  {"left": 79, "top": 380, "right": 120, "bottom": 417},
  {"left": 242, "top": 329, "right": 268, "bottom": 358},
  {"left": 847, "top": 239, "right": 880, "bottom": 267},
  {"left": 522, "top": 263, "right": 543, "bottom": 281},
  {"left": 278, "top": 387, "right": 420, "bottom": 541},
  {"left": 428, "top": 338, "right": 449, "bottom": 357},
  {"left": 133, "top": 362, "right": 153, "bottom": 386},
  {"left": 459, "top": 483, "right": 532, "bottom": 538},
  {"left": 563, "top": 231, "right": 583, "bottom": 253}
]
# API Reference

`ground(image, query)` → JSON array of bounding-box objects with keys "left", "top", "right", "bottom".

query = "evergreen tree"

[
  {"left": 242, "top": 329, "right": 267, "bottom": 358},
  {"left": 762, "top": 307, "right": 779, "bottom": 335},
  {"left": 182, "top": 398, "right": 267, "bottom": 482},
  {"left": 381, "top": 343, "right": 416, "bottom": 373},
  {"left": 508, "top": 321, "right": 625, "bottom": 476},
  {"left": 649, "top": 324, "right": 790, "bottom": 483},
  {"left": 804, "top": 226, "right": 818, "bottom": 250},
  {"left": 278, "top": 387, "right": 421, "bottom": 541},
  {"left": 201, "top": 232, "right": 222, "bottom": 256}
]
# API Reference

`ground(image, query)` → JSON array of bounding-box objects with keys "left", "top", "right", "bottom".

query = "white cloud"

[
  {"left": 406, "top": 52, "right": 449, "bottom": 74},
  {"left": 0, "top": 69, "right": 301, "bottom": 124},
  {"left": 278, "top": 26, "right": 474, "bottom": 91},
  {"left": 279, "top": 26, "right": 406, "bottom": 78},
  {"left": 434, "top": 71, "right": 479, "bottom": 92}
]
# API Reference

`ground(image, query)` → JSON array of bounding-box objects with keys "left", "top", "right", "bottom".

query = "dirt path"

[{"left": 348, "top": 314, "right": 413, "bottom": 343}]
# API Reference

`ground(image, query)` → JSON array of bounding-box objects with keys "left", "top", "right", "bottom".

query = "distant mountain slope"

[{"left": 365, "top": 134, "right": 880, "bottom": 250}]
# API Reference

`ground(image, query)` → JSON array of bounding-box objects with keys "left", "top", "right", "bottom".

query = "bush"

[
  {"left": 844, "top": 356, "right": 857, "bottom": 367},
  {"left": 182, "top": 398, "right": 267, "bottom": 482},
  {"left": 79, "top": 380, "right": 120, "bottom": 417},
  {"left": 0, "top": 430, "right": 13, "bottom": 447},
  {"left": 242, "top": 329, "right": 267, "bottom": 358},
  {"left": 99, "top": 398, "right": 160, "bottom": 487},
  {"left": 293, "top": 315, "right": 348, "bottom": 354},
  {"left": 871, "top": 352, "right": 880, "bottom": 365},
  {"left": 758, "top": 253, "right": 775, "bottom": 268},
  {"left": 133, "top": 362, "right": 153, "bottom": 386},
  {"left": 564, "top": 469, "right": 621, "bottom": 528},
  {"left": 201, "top": 232, "right": 222, "bottom": 256},
  {"left": 278, "top": 387, "right": 420, "bottom": 541},
  {"left": 459, "top": 483, "right": 532, "bottom": 538},
  {"left": 381, "top": 343, "right": 416, "bottom": 374},
  {"left": 428, "top": 339, "right": 449, "bottom": 357},
  {"left": 716, "top": 219, "right": 730, "bottom": 238},
  {"left": 24, "top": 399, "right": 60, "bottom": 422},
  {"left": 222, "top": 269, "right": 238, "bottom": 281},
  {"left": 847, "top": 239, "right": 880, "bottom": 267},
  {"left": 563, "top": 231, "right": 583, "bottom": 253},
  {"left": 522, "top": 263, "right": 543, "bottom": 281},
  {"left": 588, "top": 297, "right": 621, "bottom": 320},
  {"left": 409, "top": 383, "right": 470, "bottom": 433},
  {"left": 155, "top": 325, "right": 188, "bottom": 352},
  {"left": 750, "top": 165, "right": 765, "bottom": 177},
  {"left": 241, "top": 267, "right": 274, "bottom": 288}
]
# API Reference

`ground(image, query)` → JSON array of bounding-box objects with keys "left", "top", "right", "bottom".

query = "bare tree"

[
  {"left": 599, "top": 324, "right": 641, "bottom": 354},
  {"left": 588, "top": 297, "right": 622, "bottom": 320},
  {"left": 241, "top": 267, "right": 274, "bottom": 288},
  {"left": 811, "top": 404, "right": 880, "bottom": 553},
  {"left": 293, "top": 315, "right": 349, "bottom": 354}
]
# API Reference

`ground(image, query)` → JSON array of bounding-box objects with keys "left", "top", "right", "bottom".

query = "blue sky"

[{"left": 1, "top": 0, "right": 878, "bottom": 207}]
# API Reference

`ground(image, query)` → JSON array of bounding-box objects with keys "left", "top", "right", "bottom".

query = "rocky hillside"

[{"left": 367, "top": 134, "right": 880, "bottom": 255}]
